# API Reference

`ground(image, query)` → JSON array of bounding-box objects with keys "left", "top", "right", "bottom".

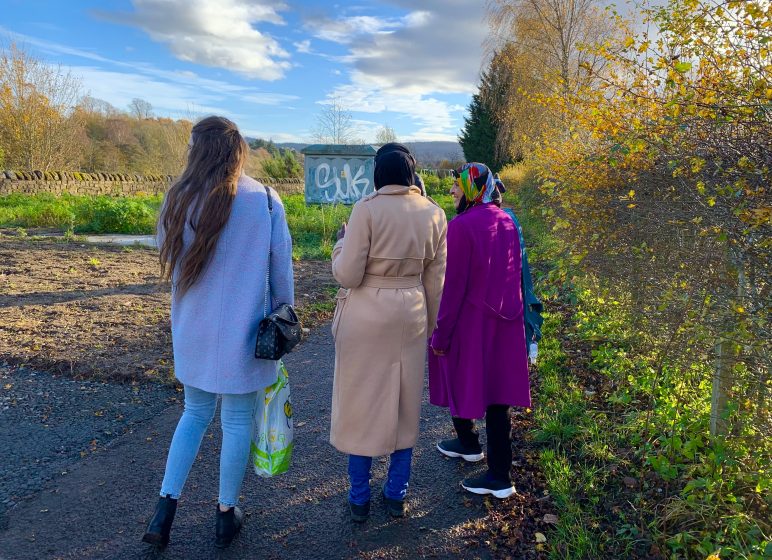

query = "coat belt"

[{"left": 360, "top": 274, "right": 421, "bottom": 289}]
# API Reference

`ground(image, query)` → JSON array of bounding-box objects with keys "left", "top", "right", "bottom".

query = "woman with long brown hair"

[{"left": 142, "top": 116, "right": 293, "bottom": 549}]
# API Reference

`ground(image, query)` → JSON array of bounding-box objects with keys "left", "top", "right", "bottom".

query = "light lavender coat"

[{"left": 157, "top": 175, "right": 294, "bottom": 394}]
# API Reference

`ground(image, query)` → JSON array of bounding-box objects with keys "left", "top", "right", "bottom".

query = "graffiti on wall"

[
  {"left": 304, "top": 155, "right": 375, "bottom": 204},
  {"left": 314, "top": 162, "right": 371, "bottom": 203}
]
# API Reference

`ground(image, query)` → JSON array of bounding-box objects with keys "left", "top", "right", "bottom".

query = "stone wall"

[{"left": 0, "top": 170, "right": 305, "bottom": 197}]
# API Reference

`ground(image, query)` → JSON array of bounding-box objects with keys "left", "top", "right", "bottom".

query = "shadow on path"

[
  {"left": 0, "top": 326, "right": 498, "bottom": 560},
  {"left": 0, "top": 283, "right": 165, "bottom": 308}
]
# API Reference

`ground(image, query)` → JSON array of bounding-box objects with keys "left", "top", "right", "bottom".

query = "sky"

[{"left": 0, "top": 0, "right": 490, "bottom": 143}]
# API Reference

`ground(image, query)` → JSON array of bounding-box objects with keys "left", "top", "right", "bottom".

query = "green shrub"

[
  {"left": 74, "top": 196, "right": 160, "bottom": 234},
  {"left": 418, "top": 172, "right": 453, "bottom": 198}
]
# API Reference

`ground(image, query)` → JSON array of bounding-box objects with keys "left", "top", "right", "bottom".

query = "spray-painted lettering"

[{"left": 314, "top": 162, "right": 372, "bottom": 203}]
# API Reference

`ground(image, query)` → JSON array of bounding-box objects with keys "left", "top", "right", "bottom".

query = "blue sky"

[{"left": 0, "top": 0, "right": 489, "bottom": 142}]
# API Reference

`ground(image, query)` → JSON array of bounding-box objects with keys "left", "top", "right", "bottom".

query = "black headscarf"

[{"left": 374, "top": 142, "right": 418, "bottom": 191}]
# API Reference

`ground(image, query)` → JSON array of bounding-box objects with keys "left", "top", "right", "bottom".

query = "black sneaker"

[
  {"left": 461, "top": 474, "right": 515, "bottom": 499},
  {"left": 381, "top": 489, "right": 406, "bottom": 518},
  {"left": 437, "top": 438, "right": 484, "bottom": 462},
  {"left": 349, "top": 500, "right": 370, "bottom": 523}
]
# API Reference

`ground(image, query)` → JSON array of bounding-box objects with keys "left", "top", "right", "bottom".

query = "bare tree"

[
  {"left": 375, "top": 124, "right": 398, "bottom": 144},
  {"left": 485, "top": 0, "right": 619, "bottom": 149},
  {"left": 0, "top": 43, "right": 84, "bottom": 170},
  {"left": 79, "top": 95, "right": 120, "bottom": 117},
  {"left": 312, "top": 97, "right": 358, "bottom": 144},
  {"left": 129, "top": 98, "right": 153, "bottom": 120}
]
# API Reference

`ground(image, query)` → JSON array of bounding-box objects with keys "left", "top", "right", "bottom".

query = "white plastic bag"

[{"left": 250, "top": 361, "right": 293, "bottom": 477}]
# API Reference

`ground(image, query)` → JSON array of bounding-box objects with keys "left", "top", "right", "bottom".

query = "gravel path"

[
  {"left": 0, "top": 326, "right": 505, "bottom": 560},
  {"left": 0, "top": 364, "right": 177, "bottom": 522}
]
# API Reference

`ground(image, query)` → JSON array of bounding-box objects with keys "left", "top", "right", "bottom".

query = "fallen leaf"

[
  {"left": 535, "top": 532, "right": 547, "bottom": 543},
  {"left": 543, "top": 514, "right": 559, "bottom": 524}
]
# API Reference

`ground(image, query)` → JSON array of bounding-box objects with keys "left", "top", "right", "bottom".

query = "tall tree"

[
  {"left": 458, "top": 93, "right": 499, "bottom": 171},
  {"left": 0, "top": 44, "right": 84, "bottom": 170},
  {"left": 485, "top": 0, "right": 618, "bottom": 152}
]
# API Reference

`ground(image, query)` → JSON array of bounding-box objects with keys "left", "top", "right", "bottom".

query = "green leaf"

[{"left": 674, "top": 61, "right": 692, "bottom": 73}]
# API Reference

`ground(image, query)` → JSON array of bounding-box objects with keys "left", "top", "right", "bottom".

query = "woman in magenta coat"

[{"left": 429, "top": 162, "right": 531, "bottom": 499}]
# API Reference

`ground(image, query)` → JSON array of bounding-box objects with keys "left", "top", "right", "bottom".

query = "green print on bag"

[{"left": 250, "top": 361, "right": 294, "bottom": 477}]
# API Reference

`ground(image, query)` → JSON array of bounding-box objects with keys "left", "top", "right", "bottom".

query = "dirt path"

[{"left": 0, "top": 326, "right": 530, "bottom": 560}]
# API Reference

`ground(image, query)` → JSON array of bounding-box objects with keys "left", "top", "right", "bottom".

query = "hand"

[
  {"left": 431, "top": 347, "right": 446, "bottom": 356},
  {"left": 336, "top": 222, "right": 347, "bottom": 241}
]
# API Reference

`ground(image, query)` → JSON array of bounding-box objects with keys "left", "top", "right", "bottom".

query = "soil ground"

[{"left": 0, "top": 237, "right": 337, "bottom": 383}]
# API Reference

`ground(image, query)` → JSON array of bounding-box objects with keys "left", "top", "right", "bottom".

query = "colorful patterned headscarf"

[{"left": 453, "top": 162, "right": 495, "bottom": 206}]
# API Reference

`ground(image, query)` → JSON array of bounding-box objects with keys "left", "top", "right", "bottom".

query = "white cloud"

[
  {"left": 70, "top": 65, "right": 234, "bottom": 118},
  {"left": 325, "top": 71, "right": 465, "bottom": 140},
  {"left": 241, "top": 129, "right": 308, "bottom": 143},
  {"left": 345, "top": 1, "right": 488, "bottom": 95},
  {"left": 0, "top": 28, "right": 299, "bottom": 111},
  {"left": 307, "top": 1, "right": 485, "bottom": 139},
  {"left": 305, "top": 15, "right": 406, "bottom": 44},
  {"left": 294, "top": 39, "right": 312, "bottom": 54},
  {"left": 95, "top": 0, "right": 292, "bottom": 80}
]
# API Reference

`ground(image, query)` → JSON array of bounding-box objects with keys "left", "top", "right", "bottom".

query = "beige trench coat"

[{"left": 330, "top": 185, "right": 448, "bottom": 456}]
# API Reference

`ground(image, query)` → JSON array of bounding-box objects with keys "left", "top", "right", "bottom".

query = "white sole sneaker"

[
  {"left": 436, "top": 443, "right": 485, "bottom": 462},
  {"left": 461, "top": 482, "right": 516, "bottom": 499}
]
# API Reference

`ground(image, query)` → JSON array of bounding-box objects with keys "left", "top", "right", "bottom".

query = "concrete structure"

[{"left": 301, "top": 145, "right": 377, "bottom": 204}]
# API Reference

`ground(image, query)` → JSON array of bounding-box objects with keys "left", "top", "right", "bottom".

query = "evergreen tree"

[{"left": 458, "top": 93, "right": 499, "bottom": 171}]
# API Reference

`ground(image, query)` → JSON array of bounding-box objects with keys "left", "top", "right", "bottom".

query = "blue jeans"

[
  {"left": 160, "top": 385, "right": 257, "bottom": 508},
  {"left": 348, "top": 448, "right": 413, "bottom": 505}
]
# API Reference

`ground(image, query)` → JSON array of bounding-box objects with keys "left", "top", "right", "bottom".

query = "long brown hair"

[{"left": 159, "top": 116, "right": 248, "bottom": 294}]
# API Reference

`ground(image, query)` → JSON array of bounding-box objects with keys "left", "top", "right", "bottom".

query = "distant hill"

[{"left": 262, "top": 141, "right": 464, "bottom": 167}]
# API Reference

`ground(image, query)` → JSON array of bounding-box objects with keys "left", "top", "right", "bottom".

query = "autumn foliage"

[{"left": 490, "top": 0, "right": 769, "bottom": 556}]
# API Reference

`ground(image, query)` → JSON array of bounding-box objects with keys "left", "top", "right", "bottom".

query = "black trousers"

[{"left": 452, "top": 405, "right": 512, "bottom": 483}]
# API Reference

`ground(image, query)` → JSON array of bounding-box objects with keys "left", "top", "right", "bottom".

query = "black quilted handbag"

[
  {"left": 255, "top": 303, "right": 301, "bottom": 360},
  {"left": 255, "top": 188, "right": 303, "bottom": 360}
]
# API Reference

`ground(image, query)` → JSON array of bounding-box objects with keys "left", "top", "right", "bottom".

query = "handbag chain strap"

[{"left": 263, "top": 186, "right": 274, "bottom": 319}]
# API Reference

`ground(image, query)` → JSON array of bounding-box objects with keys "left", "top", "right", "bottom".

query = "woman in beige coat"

[{"left": 330, "top": 143, "right": 447, "bottom": 522}]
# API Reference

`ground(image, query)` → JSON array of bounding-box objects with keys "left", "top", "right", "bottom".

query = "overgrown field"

[{"left": 499, "top": 170, "right": 770, "bottom": 560}]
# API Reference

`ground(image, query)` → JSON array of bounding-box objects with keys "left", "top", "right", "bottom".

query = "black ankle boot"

[
  {"left": 142, "top": 495, "right": 178, "bottom": 548},
  {"left": 215, "top": 506, "right": 243, "bottom": 549}
]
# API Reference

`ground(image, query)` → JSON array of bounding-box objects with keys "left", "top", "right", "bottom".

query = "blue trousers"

[
  {"left": 160, "top": 386, "right": 257, "bottom": 507},
  {"left": 348, "top": 448, "right": 413, "bottom": 505}
]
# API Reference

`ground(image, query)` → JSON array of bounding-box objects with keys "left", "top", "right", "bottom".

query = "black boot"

[
  {"left": 349, "top": 500, "right": 370, "bottom": 523},
  {"left": 381, "top": 488, "right": 406, "bottom": 518},
  {"left": 142, "top": 495, "right": 178, "bottom": 548},
  {"left": 215, "top": 506, "right": 244, "bottom": 549}
]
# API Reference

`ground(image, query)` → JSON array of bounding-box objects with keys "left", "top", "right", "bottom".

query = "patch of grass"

[
  {"left": 532, "top": 311, "right": 633, "bottom": 559},
  {"left": 0, "top": 192, "right": 455, "bottom": 261},
  {"left": 283, "top": 197, "right": 352, "bottom": 260},
  {"left": 0, "top": 193, "right": 162, "bottom": 234},
  {"left": 295, "top": 286, "right": 339, "bottom": 328}
]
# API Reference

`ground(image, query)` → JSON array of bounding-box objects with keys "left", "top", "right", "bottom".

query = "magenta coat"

[{"left": 429, "top": 203, "right": 531, "bottom": 418}]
